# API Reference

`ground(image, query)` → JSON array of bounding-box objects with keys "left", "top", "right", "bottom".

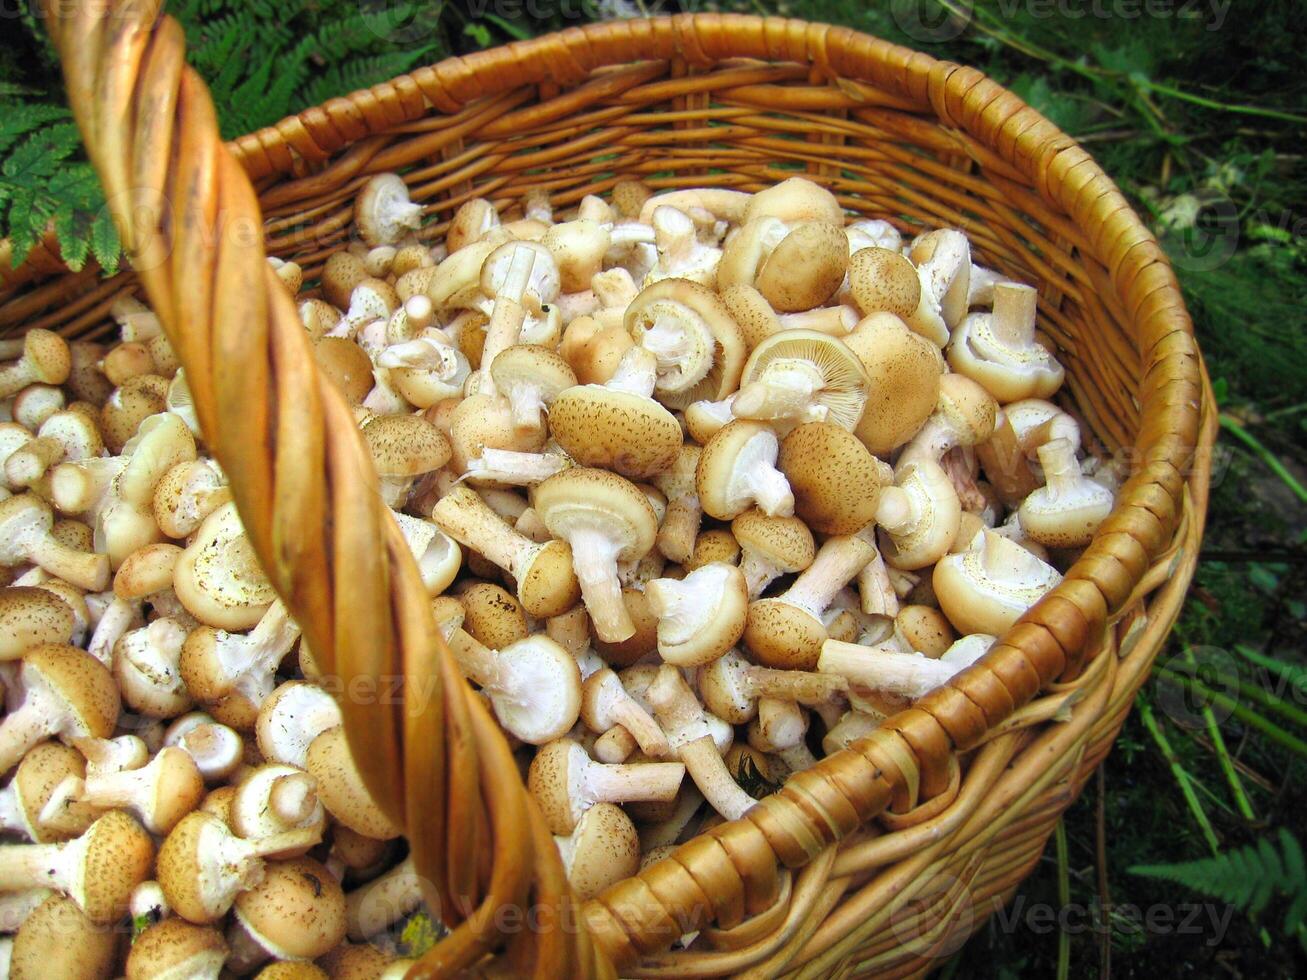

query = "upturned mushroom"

[
  {"left": 948, "top": 282, "right": 1064, "bottom": 402},
  {"left": 114, "top": 617, "right": 193, "bottom": 717},
  {"left": 172, "top": 501, "right": 277, "bottom": 630},
  {"left": 390, "top": 511, "right": 461, "bottom": 597},
  {"left": 354, "top": 174, "right": 423, "bottom": 247},
  {"left": 152, "top": 458, "right": 231, "bottom": 539},
  {"left": 933, "top": 528, "right": 1062, "bottom": 635},
  {"left": 0, "top": 809, "right": 153, "bottom": 922},
  {"left": 1017, "top": 438, "right": 1114, "bottom": 548},
  {"left": 229, "top": 763, "right": 325, "bottom": 844},
  {"left": 180, "top": 598, "right": 299, "bottom": 718},
  {"left": 644, "top": 562, "right": 748, "bottom": 667},
  {"left": 476, "top": 241, "right": 561, "bottom": 389},
  {"left": 527, "top": 736, "right": 685, "bottom": 835},
  {"left": 875, "top": 458, "right": 963, "bottom": 570},
  {"left": 0, "top": 494, "right": 109, "bottom": 591},
  {"left": 533, "top": 467, "right": 658, "bottom": 642},
  {"left": 165, "top": 712, "right": 246, "bottom": 782},
  {"left": 696, "top": 420, "right": 794, "bottom": 520},
  {"left": 730, "top": 329, "right": 868, "bottom": 432},
  {"left": 447, "top": 629, "right": 581, "bottom": 744},
  {"left": 0, "top": 742, "right": 92, "bottom": 842},
  {"left": 254, "top": 681, "right": 342, "bottom": 771},
  {"left": 488, "top": 345, "right": 577, "bottom": 434},
  {"left": 897, "top": 373, "right": 998, "bottom": 474},
  {"left": 743, "top": 530, "right": 878, "bottom": 670},
  {"left": 579, "top": 667, "right": 669, "bottom": 758},
  {"left": 910, "top": 228, "right": 972, "bottom": 332},
  {"left": 0, "top": 644, "right": 119, "bottom": 774}
]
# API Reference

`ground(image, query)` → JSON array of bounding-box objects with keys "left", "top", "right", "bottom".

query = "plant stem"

[
  {"left": 1156, "top": 670, "right": 1307, "bottom": 759},
  {"left": 1219, "top": 415, "right": 1307, "bottom": 505},
  {"left": 1182, "top": 648, "right": 1253, "bottom": 822},
  {"left": 1157, "top": 664, "right": 1307, "bottom": 732},
  {"left": 1055, "top": 820, "right": 1071, "bottom": 980},
  {"left": 1233, "top": 644, "right": 1307, "bottom": 698},
  {"left": 1138, "top": 700, "right": 1221, "bottom": 854}
]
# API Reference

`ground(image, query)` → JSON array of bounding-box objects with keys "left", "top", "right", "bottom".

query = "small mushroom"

[
  {"left": 533, "top": 467, "right": 658, "bottom": 642},
  {"left": 696, "top": 420, "right": 794, "bottom": 520},
  {"left": 779, "top": 421, "right": 892, "bottom": 535},
  {"left": 9, "top": 894, "right": 118, "bottom": 980},
  {"left": 0, "top": 330, "right": 71, "bottom": 399},
  {"left": 0, "top": 810, "right": 153, "bottom": 922},
  {"left": 114, "top": 617, "right": 193, "bottom": 718},
  {"left": 447, "top": 630, "right": 580, "bottom": 744},
  {"left": 843, "top": 312, "right": 943, "bottom": 456},
  {"left": 488, "top": 345, "right": 577, "bottom": 434},
  {"left": 254, "top": 681, "right": 342, "bottom": 771},
  {"left": 644, "top": 562, "right": 748, "bottom": 667},
  {"left": 0, "top": 586, "right": 75, "bottom": 660},
  {"left": 360, "top": 414, "right": 451, "bottom": 508},
  {"left": 165, "top": 712, "right": 246, "bottom": 783},
  {"left": 730, "top": 510, "right": 815, "bottom": 599},
  {"left": 651, "top": 445, "right": 702, "bottom": 564},
  {"left": 477, "top": 241, "right": 561, "bottom": 390},
  {"left": 390, "top": 510, "right": 461, "bottom": 597},
  {"left": 152, "top": 459, "right": 231, "bottom": 539},
  {"left": 229, "top": 763, "right": 325, "bottom": 845},
  {"left": 233, "top": 856, "right": 346, "bottom": 961},
  {"left": 846, "top": 247, "right": 949, "bottom": 347},
  {"left": 354, "top": 174, "right": 423, "bottom": 247},
  {"left": 0, "top": 742, "right": 92, "bottom": 842},
  {"left": 0, "top": 494, "right": 109, "bottom": 591},
  {"left": 342, "top": 853, "right": 424, "bottom": 941},
  {"left": 898, "top": 373, "right": 998, "bottom": 472},
  {"left": 732, "top": 330, "right": 868, "bottom": 432},
  {"left": 172, "top": 501, "right": 277, "bottom": 630},
  {"left": 645, "top": 206, "right": 722, "bottom": 286},
  {"left": 876, "top": 458, "right": 963, "bottom": 571},
  {"left": 948, "top": 282, "right": 1063, "bottom": 402},
  {"left": 580, "top": 667, "right": 669, "bottom": 758},
  {"left": 933, "top": 528, "right": 1062, "bottom": 635},
  {"left": 60, "top": 745, "right": 203, "bottom": 835},
  {"left": 698, "top": 648, "right": 846, "bottom": 725},
  {"left": 554, "top": 802, "right": 640, "bottom": 900},
  {"left": 910, "top": 229, "right": 972, "bottom": 331},
  {"left": 528, "top": 736, "right": 685, "bottom": 835},
  {"left": 0, "top": 644, "right": 119, "bottom": 775},
  {"left": 1017, "top": 438, "right": 1113, "bottom": 548},
  {"left": 743, "top": 530, "right": 878, "bottom": 670},
  {"left": 180, "top": 599, "right": 300, "bottom": 710},
  {"left": 126, "top": 917, "right": 228, "bottom": 980},
  {"left": 818, "top": 633, "right": 993, "bottom": 701},
  {"left": 305, "top": 727, "right": 402, "bottom": 841}
]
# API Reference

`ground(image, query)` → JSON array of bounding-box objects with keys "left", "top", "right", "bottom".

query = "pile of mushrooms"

[{"left": 0, "top": 172, "right": 1116, "bottom": 975}]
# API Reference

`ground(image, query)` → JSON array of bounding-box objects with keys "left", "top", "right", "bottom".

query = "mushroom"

[
  {"left": 644, "top": 562, "right": 748, "bottom": 667},
  {"left": 948, "top": 282, "right": 1064, "bottom": 402},
  {"left": 644, "top": 665, "right": 755, "bottom": 821},
  {"left": 555, "top": 802, "right": 640, "bottom": 900},
  {"left": 446, "top": 198, "right": 500, "bottom": 254},
  {"left": 456, "top": 581, "right": 528, "bottom": 649},
  {"left": 233, "top": 856, "right": 346, "bottom": 962},
  {"left": 651, "top": 445, "right": 702, "bottom": 564},
  {"left": 157, "top": 811, "right": 323, "bottom": 924},
  {"left": 114, "top": 617, "right": 193, "bottom": 718},
  {"left": 0, "top": 810, "right": 153, "bottom": 922},
  {"left": 743, "top": 176, "right": 843, "bottom": 226},
  {"left": 126, "top": 917, "right": 228, "bottom": 980},
  {"left": 875, "top": 458, "right": 963, "bottom": 570},
  {"left": 463, "top": 446, "right": 572, "bottom": 487},
  {"left": 381, "top": 333, "right": 471, "bottom": 409},
  {"left": 743, "top": 530, "right": 878, "bottom": 670},
  {"left": 843, "top": 312, "right": 943, "bottom": 456},
  {"left": 477, "top": 241, "right": 561, "bottom": 389},
  {"left": 527, "top": 736, "right": 685, "bottom": 835},
  {"left": 638, "top": 188, "right": 750, "bottom": 225},
  {"left": 846, "top": 247, "right": 949, "bottom": 347},
  {"left": 698, "top": 648, "right": 847, "bottom": 725},
  {"left": 342, "top": 853, "right": 425, "bottom": 941},
  {"left": 390, "top": 511, "right": 461, "bottom": 597},
  {"left": 446, "top": 392, "right": 546, "bottom": 474},
  {"left": 10, "top": 384, "right": 65, "bottom": 431},
  {"left": 57, "top": 745, "right": 204, "bottom": 834},
  {"left": 0, "top": 330, "right": 70, "bottom": 399},
  {"left": 778, "top": 421, "right": 892, "bottom": 535},
  {"left": 0, "top": 887, "right": 54, "bottom": 934},
  {"left": 818, "top": 633, "right": 994, "bottom": 701},
  {"left": 9, "top": 894, "right": 118, "bottom": 980},
  {"left": 731, "top": 330, "right": 868, "bottom": 432},
  {"left": 165, "top": 712, "right": 246, "bottom": 783},
  {"left": 580, "top": 667, "right": 669, "bottom": 758},
  {"left": 909, "top": 229, "right": 972, "bottom": 330},
  {"left": 645, "top": 206, "right": 722, "bottom": 286},
  {"left": 730, "top": 510, "right": 815, "bottom": 599},
  {"left": 305, "top": 728, "right": 402, "bottom": 841},
  {"left": 229, "top": 763, "right": 326, "bottom": 844},
  {"left": 360, "top": 414, "right": 451, "bottom": 508},
  {"left": 0, "top": 742, "right": 92, "bottom": 842},
  {"left": 181, "top": 599, "right": 299, "bottom": 713},
  {"left": 696, "top": 420, "right": 794, "bottom": 520},
  {"left": 559, "top": 313, "right": 635, "bottom": 386},
  {"left": 543, "top": 219, "right": 612, "bottom": 293},
  {"left": 0, "top": 494, "right": 109, "bottom": 591},
  {"left": 172, "top": 501, "right": 277, "bottom": 630},
  {"left": 488, "top": 345, "right": 577, "bottom": 434},
  {"left": 0, "top": 644, "right": 119, "bottom": 774},
  {"left": 547, "top": 348, "right": 683, "bottom": 480},
  {"left": 623, "top": 278, "right": 746, "bottom": 409},
  {"left": 0, "top": 586, "right": 75, "bottom": 660},
  {"left": 3, "top": 410, "right": 102, "bottom": 490},
  {"left": 255, "top": 681, "right": 342, "bottom": 771},
  {"left": 933, "top": 528, "right": 1062, "bottom": 635},
  {"left": 354, "top": 174, "right": 422, "bottom": 247},
  {"left": 1017, "top": 439, "right": 1114, "bottom": 548},
  {"left": 897, "top": 373, "right": 998, "bottom": 473},
  {"left": 431, "top": 485, "right": 579, "bottom": 618},
  {"left": 447, "top": 629, "right": 580, "bottom": 744},
  {"left": 152, "top": 459, "right": 231, "bottom": 540},
  {"left": 533, "top": 467, "right": 658, "bottom": 642}
]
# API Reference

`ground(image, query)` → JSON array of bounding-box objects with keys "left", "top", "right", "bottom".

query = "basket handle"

[{"left": 41, "top": 2, "right": 598, "bottom": 975}]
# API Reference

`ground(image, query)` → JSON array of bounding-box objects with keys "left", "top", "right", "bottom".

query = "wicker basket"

[{"left": 3, "top": 6, "right": 1216, "bottom": 976}]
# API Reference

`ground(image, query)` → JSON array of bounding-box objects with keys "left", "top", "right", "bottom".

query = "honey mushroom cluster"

[{"left": 0, "top": 172, "right": 1118, "bottom": 976}]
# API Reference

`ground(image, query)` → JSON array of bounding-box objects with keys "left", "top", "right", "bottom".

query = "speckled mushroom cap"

[
  {"left": 755, "top": 222, "right": 849, "bottom": 313},
  {"left": 730, "top": 511, "right": 816, "bottom": 574},
  {"left": 10, "top": 894, "right": 118, "bottom": 980},
  {"left": 562, "top": 802, "right": 640, "bottom": 900},
  {"left": 934, "top": 373, "right": 999, "bottom": 447},
  {"left": 459, "top": 581, "right": 529, "bottom": 650},
  {"left": 255, "top": 963, "right": 331, "bottom": 980},
  {"left": 234, "top": 856, "right": 346, "bottom": 961},
  {"left": 361, "top": 414, "right": 451, "bottom": 478},
  {"left": 778, "top": 422, "right": 892, "bottom": 535},
  {"left": 623, "top": 279, "right": 746, "bottom": 410},
  {"left": 21, "top": 644, "right": 121, "bottom": 742},
  {"left": 742, "top": 176, "right": 844, "bottom": 227},
  {"left": 114, "top": 542, "right": 184, "bottom": 600},
  {"left": 844, "top": 312, "right": 943, "bottom": 456},
  {"left": 736, "top": 329, "right": 869, "bottom": 431},
  {"left": 720, "top": 283, "right": 781, "bottom": 350},
  {"left": 527, "top": 737, "right": 595, "bottom": 834},
  {"left": 847, "top": 247, "right": 922, "bottom": 321},
  {"left": 172, "top": 501, "right": 277, "bottom": 631},
  {"left": 548, "top": 385, "right": 682, "bottom": 481},
  {"left": 70, "top": 810, "right": 157, "bottom": 922},
  {"left": 305, "top": 727, "right": 403, "bottom": 841},
  {"left": 126, "top": 917, "right": 228, "bottom": 980},
  {"left": 0, "top": 586, "right": 74, "bottom": 660},
  {"left": 313, "top": 337, "right": 374, "bottom": 405},
  {"left": 742, "top": 596, "right": 828, "bottom": 672},
  {"left": 316, "top": 943, "right": 396, "bottom": 979},
  {"left": 533, "top": 468, "right": 659, "bottom": 563},
  {"left": 8, "top": 742, "right": 90, "bottom": 842}
]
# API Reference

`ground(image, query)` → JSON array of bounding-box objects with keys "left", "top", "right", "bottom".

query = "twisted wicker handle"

[
  {"left": 45, "top": 4, "right": 1205, "bottom": 973},
  {"left": 42, "top": 3, "right": 599, "bottom": 975}
]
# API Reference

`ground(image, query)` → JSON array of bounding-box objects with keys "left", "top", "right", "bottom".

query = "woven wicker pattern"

[{"left": 5, "top": 7, "right": 1215, "bottom": 977}]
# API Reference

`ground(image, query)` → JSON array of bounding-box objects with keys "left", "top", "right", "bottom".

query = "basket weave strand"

[{"left": 14, "top": 6, "right": 1215, "bottom": 977}]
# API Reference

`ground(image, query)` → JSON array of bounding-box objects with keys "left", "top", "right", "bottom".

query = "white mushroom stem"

[
  {"left": 430, "top": 486, "right": 541, "bottom": 578},
  {"left": 592, "top": 726, "right": 636, "bottom": 763},
  {"left": 776, "top": 742, "right": 818, "bottom": 773},
  {"left": 215, "top": 601, "right": 299, "bottom": 705},
  {"left": 376, "top": 337, "right": 463, "bottom": 378},
  {"left": 875, "top": 486, "right": 918, "bottom": 538},
  {"left": 749, "top": 698, "right": 806, "bottom": 751},
  {"left": 583, "top": 670, "right": 669, "bottom": 758},
  {"left": 480, "top": 247, "right": 537, "bottom": 390},
  {"left": 990, "top": 281, "right": 1039, "bottom": 347},
  {"left": 506, "top": 382, "right": 549, "bottom": 432},
  {"left": 732, "top": 361, "right": 826, "bottom": 423},
  {"left": 87, "top": 596, "right": 141, "bottom": 667},
  {"left": 781, "top": 532, "right": 877, "bottom": 620},
  {"left": 857, "top": 549, "right": 898, "bottom": 617},
  {"left": 604, "top": 346, "right": 658, "bottom": 398},
  {"left": 818, "top": 640, "right": 961, "bottom": 699},
  {"left": 726, "top": 430, "right": 793, "bottom": 518},
  {"left": 446, "top": 630, "right": 504, "bottom": 692},
  {"left": 465, "top": 448, "right": 570, "bottom": 486},
  {"left": 677, "top": 736, "right": 754, "bottom": 822},
  {"left": 657, "top": 494, "right": 701, "bottom": 565},
  {"left": 742, "top": 665, "right": 847, "bottom": 704},
  {"left": 566, "top": 526, "right": 632, "bottom": 643},
  {"left": 345, "top": 854, "right": 422, "bottom": 941}
]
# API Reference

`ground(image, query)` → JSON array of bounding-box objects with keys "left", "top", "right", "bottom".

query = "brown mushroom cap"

[
  {"left": 305, "top": 727, "right": 403, "bottom": 841},
  {"left": 458, "top": 581, "right": 529, "bottom": 650},
  {"left": 847, "top": 247, "right": 922, "bottom": 320},
  {"left": 256, "top": 963, "right": 330, "bottom": 980},
  {"left": 0, "top": 586, "right": 74, "bottom": 660},
  {"left": 235, "top": 856, "right": 346, "bottom": 961},
  {"left": 22, "top": 643, "right": 121, "bottom": 740},
  {"left": 742, "top": 600, "right": 827, "bottom": 671},
  {"left": 844, "top": 312, "right": 942, "bottom": 456},
  {"left": 361, "top": 414, "right": 451, "bottom": 478},
  {"left": 720, "top": 283, "right": 781, "bottom": 350},
  {"left": 517, "top": 539, "right": 583, "bottom": 620},
  {"left": 314, "top": 338, "right": 374, "bottom": 405},
  {"left": 126, "top": 917, "right": 228, "bottom": 980},
  {"left": 755, "top": 222, "right": 849, "bottom": 313},
  {"left": 547, "top": 385, "right": 682, "bottom": 480},
  {"left": 533, "top": 468, "right": 659, "bottom": 565},
  {"left": 10, "top": 894, "right": 117, "bottom": 980},
  {"left": 316, "top": 942, "right": 396, "bottom": 978},
  {"left": 591, "top": 588, "right": 659, "bottom": 667},
  {"left": 779, "top": 422, "right": 891, "bottom": 535},
  {"left": 743, "top": 176, "right": 844, "bottom": 227},
  {"left": 561, "top": 802, "right": 640, "bottom": 900},
  {"left": 9, "top": 741, "right": 91, "bottom": 842},
  {"left": 73, "top": 810, "right": 157, "bottom": 922},
  {"left": 731, "top": 511, "right": 815, "bottom": 574}
]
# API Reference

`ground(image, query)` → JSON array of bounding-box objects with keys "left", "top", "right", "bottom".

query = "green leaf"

[{"left": 90, "top": 210, "right": 121, "bottom": 275}]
